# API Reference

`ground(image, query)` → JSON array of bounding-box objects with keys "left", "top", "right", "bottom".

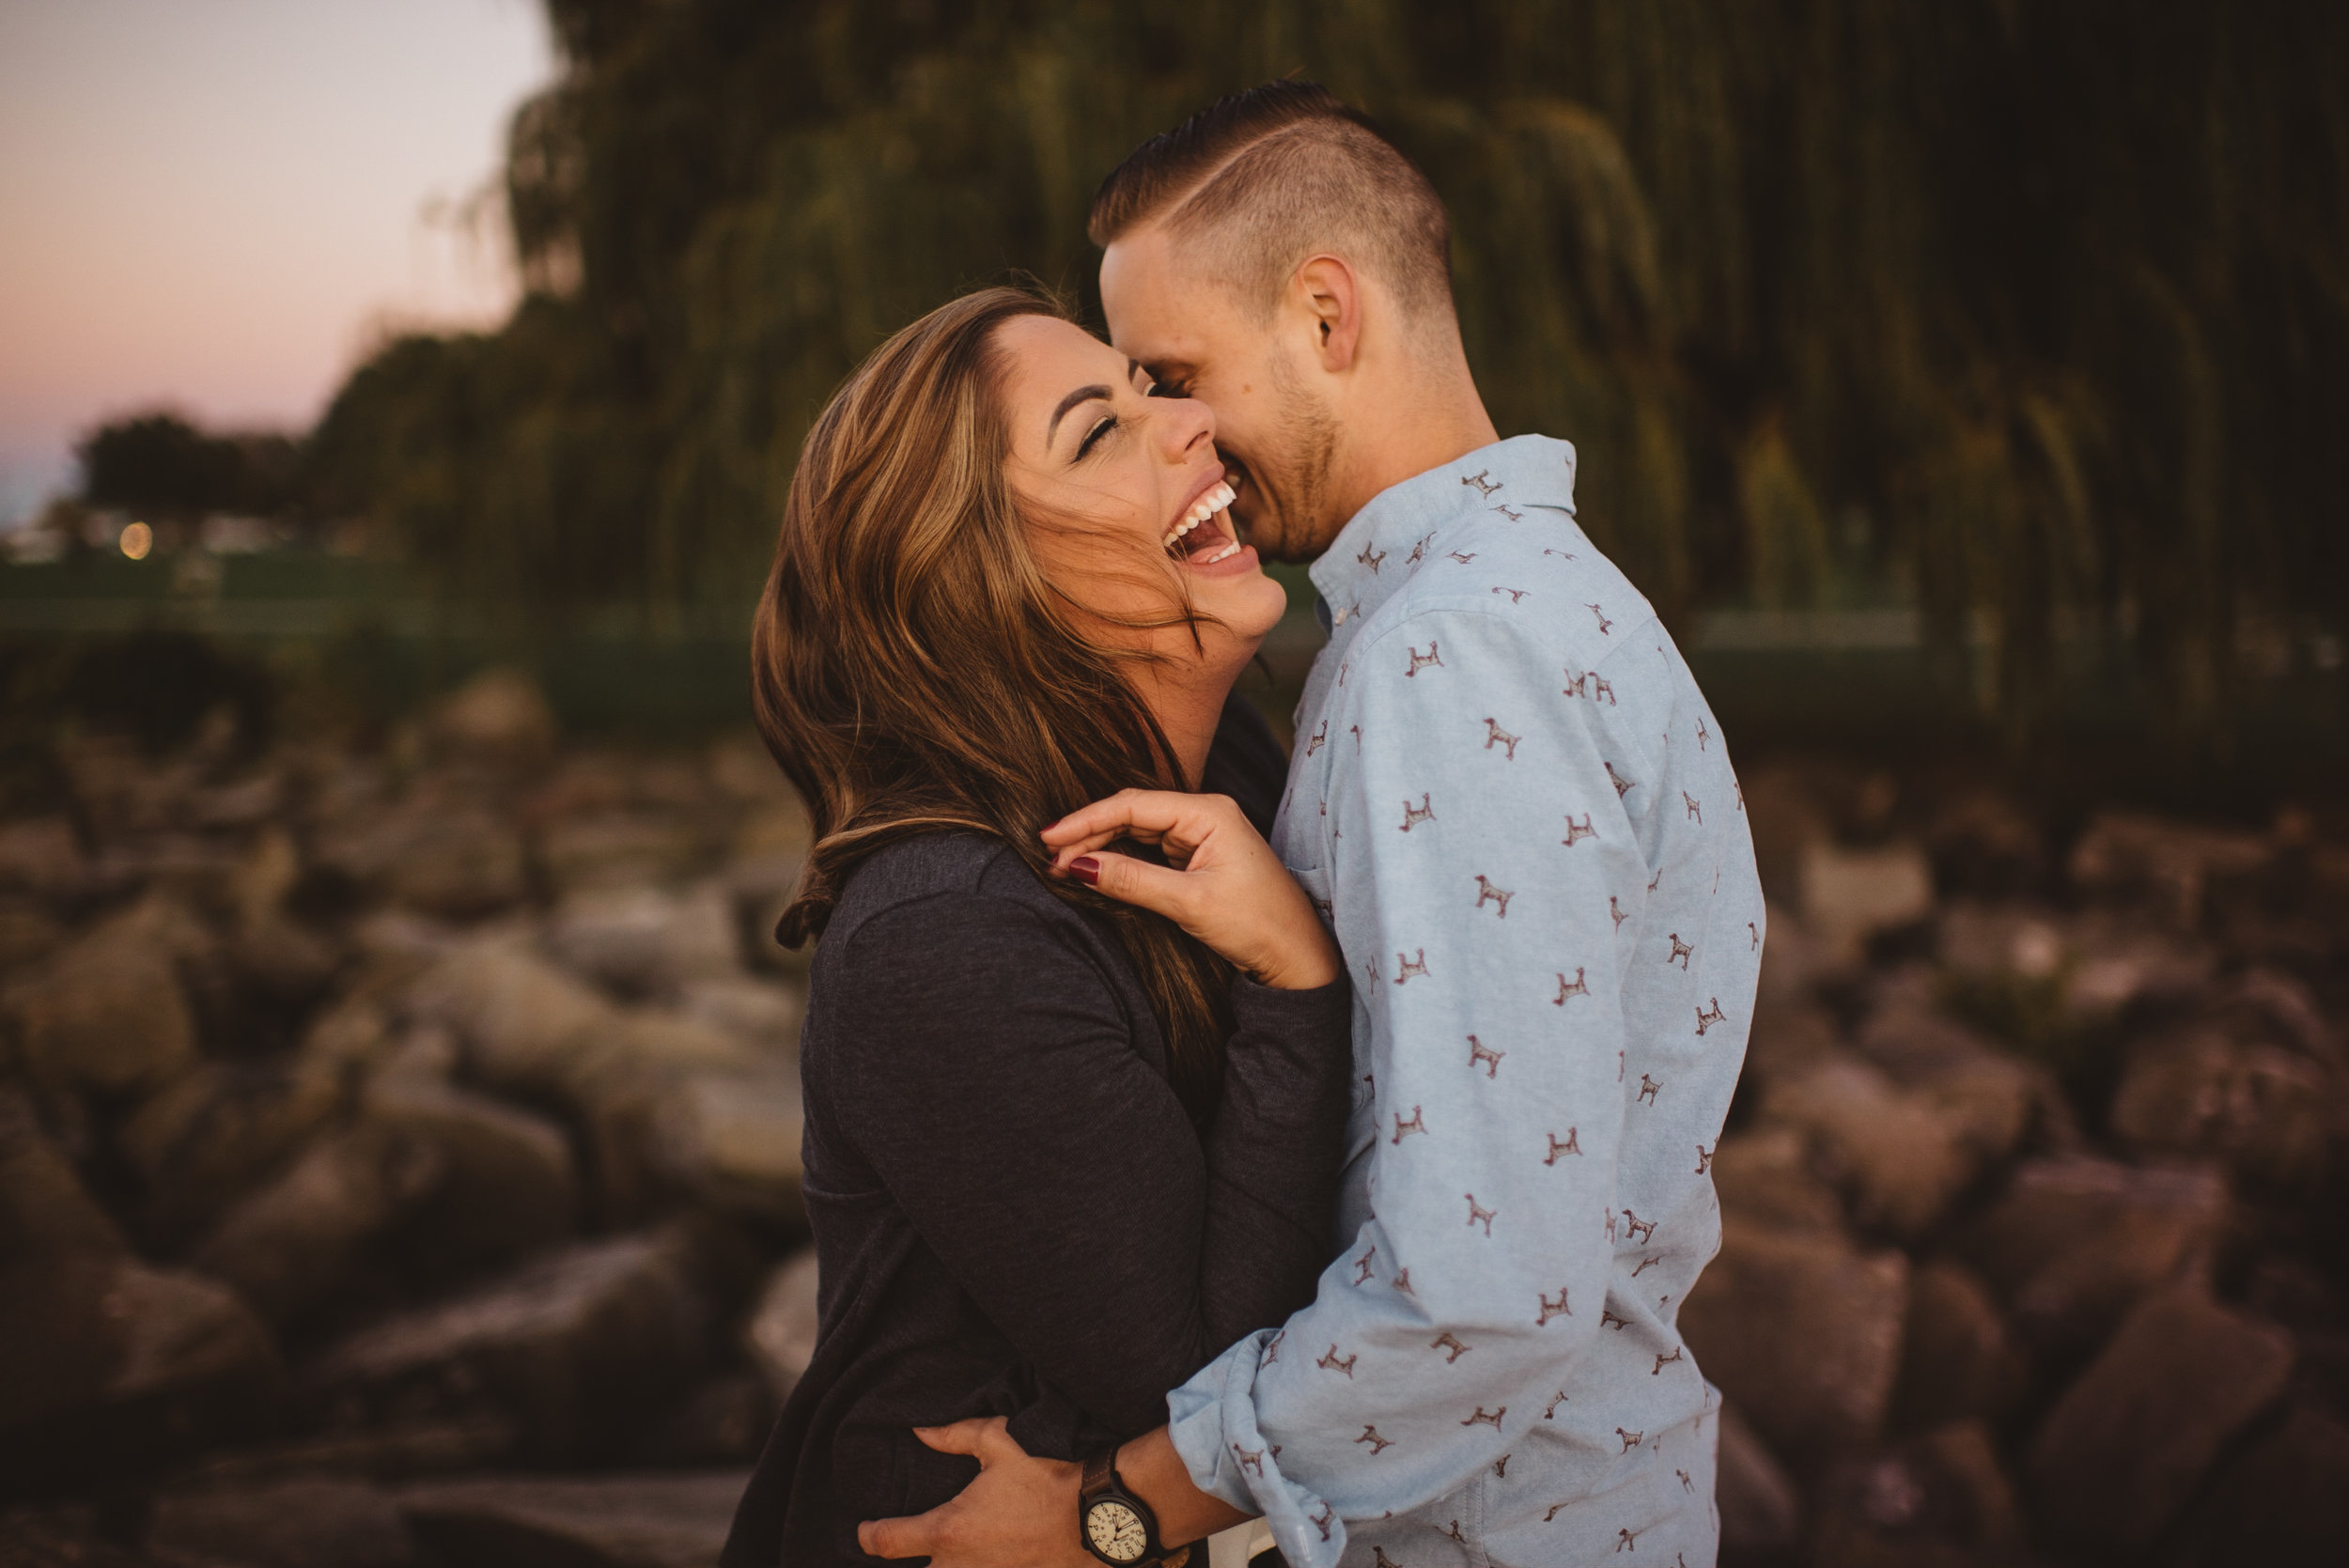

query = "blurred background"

[{"left": 2, "top": 2, "right": 2345, "bottom": 1565}]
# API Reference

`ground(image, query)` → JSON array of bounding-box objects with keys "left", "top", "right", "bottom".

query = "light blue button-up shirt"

[{"left": 1169, "top": 437, "right": 1763, "bottom": 1567}]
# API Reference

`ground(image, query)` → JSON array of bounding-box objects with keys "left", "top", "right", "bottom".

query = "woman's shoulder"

[{"left": 824, "top": 830, "right": 1073, "bottom": 955}]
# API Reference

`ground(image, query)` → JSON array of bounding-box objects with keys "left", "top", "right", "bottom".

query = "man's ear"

[{"left": 1296, "top": 256, "right": 1361, "bottom": 373}]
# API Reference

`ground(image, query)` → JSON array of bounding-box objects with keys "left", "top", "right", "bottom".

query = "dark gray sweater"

[{"left": 723, "top": 699, "right": 1354, "bottom": 1567}]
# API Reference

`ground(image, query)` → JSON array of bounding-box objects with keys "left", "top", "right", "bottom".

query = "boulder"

[
  {"left": 2028, "top": 1284, "right": 2295, "bottom": 1554},
  {"left": 117, "top": 1056, "right": 345, "bottom": 1239},
  {"left": 653, "top": 1066, "right": 806, "bottom": 1222},
  {"left": 545, "top": 882, "right": 741, "bottom": 1000},
  {"left": 146, "top": 1478, "right": 417, "bottom": 1568},
  {"left": 315, "top": 794, "right": 527, "bottom": 920},
  {"left": 2068, "top": 810, "right": 2271, "bottom": 929},
  {"left": 0, "top": 815, "right": 86, "bottom": 900},
  {"left": 407, "top": 939, "right": 619, "bottom": 1096},
  {"left": 1890, "top": 1260, "right": 2027, "bottom": 1432},
  {"left": 1714, "top": 1403, "right": 1801, "bottom": 1556},
  {"left": 399, "top": 1470, "right": 750, "bottom": 1568},
  {"left": 1924, "top": 788, "right": 2046, "bottom": 898},
  {"left": 1710, "top": 1126, "right": 1844, "bottom": 1233},
  {"left": 0, "top": 1252, "right": 282, "bottom": 1489},
  {"left": 631, "top": 1371, "right": 777, "bottom": 1467},
  {"left": 1759, "top": 1057, "right": 1972, "bottom": 1240},
  {"left": 2109, "top": 1025, "right": 2334, "bottom": 1189},
  {"left": 675, "top": 975, "right": 804, "bottom": 1052},
  {"left": 0, "top": 1504, "right": 148, "bottom": 1567},
  {"left": 537, "top": 812, "right": 708, "bottom": 896},
  {"left": 1811, "top": 1420, "right": 2021, "bottom": 1568},
  {"left": 0, "top": 893, "right": 62, "bottom": 970},
  {"left": 743, "top": 1248, "right": 821, "bottom": 1402},
  {"left": 191, "top": 1119, "right": 446, "bottom": 1327},
  {"left": 5, "top": 897, "right": 199, "bottom": 1097},
  {"left": 1678, "top": 1219, "right": 1909, "bottom": 1459},
  {"left": 428, "top": 668, "right": 558, "bottom": 768},
  {"left": 305, "top": 1232, "right": 707, "bottom": 1461},
  {"left": 1957, "top": 1156, "right": 2227, "bottom": 1362},
  {"left": 365, "top": 1078, "right": 581, "bottom": 1279},
  {"left": 1854, "top": 1001, "right": 2044, "bottom": 1171},
  {"left": 1740, "top": 996, "right": 1842, "bottom": 1087},
  {"left": 1799, "top": 840, "right": 1935, "bottom": 968},
  {"left": 0, "top": 1087, "right": 125, "bottom": 1257},
  {"left": 2170, "top": 1403, "right": 2349, "bottom": 1563}
]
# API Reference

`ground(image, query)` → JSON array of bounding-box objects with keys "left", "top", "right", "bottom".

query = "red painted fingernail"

[{"left": 1069, "top": 856, "right": 1100, "bottom": 886}]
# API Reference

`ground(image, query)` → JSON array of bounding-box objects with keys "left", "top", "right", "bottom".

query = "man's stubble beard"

[{"left": 1251, "top": 347, "right": 1343, "bottom": 564}]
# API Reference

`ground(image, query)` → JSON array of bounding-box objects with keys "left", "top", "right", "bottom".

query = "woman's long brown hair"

[{"left": 752, "top": 285, "right": 1236, "bottom": 1124}]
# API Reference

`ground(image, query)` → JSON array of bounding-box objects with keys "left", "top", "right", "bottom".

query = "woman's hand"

[{"left": 1042, "top": 790, "right": 1340, "bottom": 990}]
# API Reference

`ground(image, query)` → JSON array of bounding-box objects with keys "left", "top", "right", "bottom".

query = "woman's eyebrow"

[{"left": 1047, "top": 383, "right": 1113, "bottom": 445}]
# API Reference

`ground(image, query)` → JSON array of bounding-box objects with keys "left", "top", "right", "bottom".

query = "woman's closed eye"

[{"left": 1075, "top": 413, "right": 1118, "bottom": 460}]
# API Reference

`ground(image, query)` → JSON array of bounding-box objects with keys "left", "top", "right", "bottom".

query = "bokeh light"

[{"left": 117, "top": 520, "right": 151, "bottom": 559}]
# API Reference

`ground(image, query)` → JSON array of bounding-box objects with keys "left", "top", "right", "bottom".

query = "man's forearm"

[{"left": 1120, "top": 1426, "right": 1252, "bottom": 1547}]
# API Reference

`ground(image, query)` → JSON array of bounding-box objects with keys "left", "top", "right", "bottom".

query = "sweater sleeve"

[{"left": 825, "top": 888, "right": 1351, "bottom": 1436}]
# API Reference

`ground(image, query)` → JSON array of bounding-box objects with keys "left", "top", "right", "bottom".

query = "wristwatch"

[{"left": 1078, "top": 1447, "right": 1190, "bottom": 1567}]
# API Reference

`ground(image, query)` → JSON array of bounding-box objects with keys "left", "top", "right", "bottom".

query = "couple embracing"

[{"left": 723, "top": 82, "right": 1761, "bottom": 1568}]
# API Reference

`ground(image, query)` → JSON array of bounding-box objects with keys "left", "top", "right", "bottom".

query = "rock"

[
  {"left": 169, "top": 1415, "right": 522, "bottom": 1490},
  {"left": 2068, "top": 810, "right": 2271, "bottom": 929},
  {"left": 315, "top": 793, "right": 527, "bottom": 919},
  {"left": 306, "top": 1233, "right": 706, "bottom": 1461},
  {"left": 428, "top": 669, "right": 557, "bottom": 768},
  {"left": 1741, "top": 996, "right": 1842, "bottom": 1087},
  {"left": 1924, "top": 788, "right": 2046, "bottom": 898},
  {"left": 399, "top": 1470, "right": 750, "bottom": 1568},
  {"left": 675, "top": 975, "right": 804, "bottom": 1051},
  {"left": 0, "top": 893, "right": 63, "bottom": 970},
  {"left": 1759, "top": 1056, "right": 1973, "bottom": 1239},
  {"left": 407, "top": 939, "right": 619, "bottom": 1096},
  {"left": 191, "top": 1119, "right": 446, "bottom": 1327},
  {"left": 546, "top": 882, "right": 741, "bottom": 1000},
  {"left": 147, "top": 1478, "right": 417, "bottom": 1568},
  {"left": 1957, "top": 1157, "right": 2227, "bottom": 1362},
  {"left": 117, "top": 1057, "right": 345, "bottom": 1239},
  {"left": 1812, "top": 1420, "right": 2021, "bottom": 1568},
  {"left": 538, "top": 813, "right": 708, "bottom": 896},
  {"left": 1799, "top": 840, "right": 1935, "bottom": 967},
  {"left": 1715, "top": 1402, "right": 1801, "bottom": 1555},
  {"left": 1890, "top": 1260, "right": 2027, "bottom": 1431},
  {"left": 743, "top": 1248, "right": 821, "bottom": 1402},
  {"left": 1678, "top": 1219, "right": 1909, "bottom": 1459},
  {"left": 652, "top": 1065, "right": 806, "bottom": 1222},
  {"left": 2027, "top": 1284, "right": 2295, "bottom": 1554},
  {"left": 0, "top": 1503, "right": 148, "bottom": 1567},
  {"left": 631, "top": 1371, "right": 777, "bottom": 1467},
  {"left": 0, "top": 815, "right": 86, "bottom": 900},
  {"left": 365, "top": 1078, "right": 581, "bottom": 1279},
  {"left": 0, "top": 1252, "right": 282, "bottom": 1489},
  {"left": 1739, "top": 767, "right": 1831, "bottom": 906},
  {"left": 2109, "top": 1025, "right": 2334, "bottom": 1189},
  {"left": 1854, "top": 1001, "right": 2043, "bottom": 1171},
  {"left": 0, "top": 1087, "right": 125, "bottom": 1257},
  {"left": 2170, "top": 1403, "right": 2349, "bottom": 1562},
  {"left": 1711, "top": 1126, "right": 1844, "bottom": 1233},
  {"left": 4, "top": 897, "right": 199, "bottom": 1097}
]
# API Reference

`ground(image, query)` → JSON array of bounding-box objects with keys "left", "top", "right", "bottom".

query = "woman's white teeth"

[
  {"left": 1199, "top": 539, "right": 1242, "bottom": 565},
  {"left": 1161, "top": 481, "right": 1237, "bottom": 549}
]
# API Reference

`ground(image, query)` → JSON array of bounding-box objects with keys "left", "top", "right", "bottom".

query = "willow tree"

[{"left": 306, "top": 0, "right": 2348, "bottom": 729}]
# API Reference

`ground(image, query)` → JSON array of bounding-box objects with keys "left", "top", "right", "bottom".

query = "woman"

[{"left": 722, "top": 286, "right": 1352, "bottom": 1568}]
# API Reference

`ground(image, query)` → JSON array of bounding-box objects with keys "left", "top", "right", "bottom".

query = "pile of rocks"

[
  {"left": 2, "top": 670, "right": 2342, "bottom": 1565},
  {"left": 1688, "top": 765, "right": 2349, "bottom": 1564},
  {"left": 0, "top": 672, "right": 821, "bottom": 1567}
]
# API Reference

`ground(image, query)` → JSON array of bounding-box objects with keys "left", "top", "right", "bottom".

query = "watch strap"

[{"left": 1077, "top": 1446, "right": 1190, "bottom": 1568}]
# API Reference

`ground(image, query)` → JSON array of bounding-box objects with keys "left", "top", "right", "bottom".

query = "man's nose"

[{"left": 1163, "top": 396, "right": 1215, "bottom": 460}]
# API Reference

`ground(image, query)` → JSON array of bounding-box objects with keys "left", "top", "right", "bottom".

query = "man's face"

[{"left": 1099, "top": 226, "right": 1343, "bottom": 565}]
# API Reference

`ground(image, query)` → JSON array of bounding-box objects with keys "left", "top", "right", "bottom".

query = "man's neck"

[{"left": 1323, "top": 354, "right": 1499, "bottom": 545}]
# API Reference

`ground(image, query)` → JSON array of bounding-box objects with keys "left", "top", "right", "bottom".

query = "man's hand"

[{"left": 857, "top": 1418, "right": 1092, "bottom": 1567}]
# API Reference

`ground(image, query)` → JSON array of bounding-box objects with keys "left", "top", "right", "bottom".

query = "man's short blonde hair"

[{"left": 1089, "top": 82, "right": 1455, "bottom": 325}]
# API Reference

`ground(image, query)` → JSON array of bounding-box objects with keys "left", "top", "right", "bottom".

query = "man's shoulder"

[{"left": 1356, "top": 509, "right": 1658, "bottom": 671}]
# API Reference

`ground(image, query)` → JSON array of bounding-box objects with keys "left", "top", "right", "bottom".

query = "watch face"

[{"left": 1085, "top": 1498, "right": 1149, "bottom": 1563}]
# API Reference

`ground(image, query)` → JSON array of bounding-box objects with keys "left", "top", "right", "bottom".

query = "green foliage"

[
  {"left": 306, "top": 0, "right": 2349, "bottom": 721},
  {"left": 78, "top": 413, "right": 299, "bottom": 520}
]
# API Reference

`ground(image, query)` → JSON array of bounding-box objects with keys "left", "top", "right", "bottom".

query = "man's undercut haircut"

[{"left": 1089, "top": 81, "right": 1455, "bottom": 328}]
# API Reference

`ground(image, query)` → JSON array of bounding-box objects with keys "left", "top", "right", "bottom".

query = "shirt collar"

[{"left": 1307, "top": 435, "right": 1578, "bottom": 629}]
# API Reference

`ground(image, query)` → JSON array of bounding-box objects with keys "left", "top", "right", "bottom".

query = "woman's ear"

[{"left": 1295, "top": 256, "right": 1361, "bottom": 372}]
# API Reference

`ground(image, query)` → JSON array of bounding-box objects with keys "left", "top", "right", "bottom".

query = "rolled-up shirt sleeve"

[{"left": 1170, "top": 605, "right": 1659, "bottom": 1567}]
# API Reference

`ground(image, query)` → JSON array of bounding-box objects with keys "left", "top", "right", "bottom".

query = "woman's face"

[{"left": 997, "top": 315, "right": 1290, "bottom": 666}]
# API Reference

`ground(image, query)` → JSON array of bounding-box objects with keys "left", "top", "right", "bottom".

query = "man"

[{"left": 864, "top": 82, "right": 1760, "bottom": 1568}]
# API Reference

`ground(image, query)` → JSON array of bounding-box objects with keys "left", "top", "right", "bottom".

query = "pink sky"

[{"left": 0, "top": 0, "right": 554, "bottom": 524}]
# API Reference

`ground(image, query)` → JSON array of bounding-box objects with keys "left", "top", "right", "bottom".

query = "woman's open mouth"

[{"left": 1161, "top": 479, "right": 1243, "bottom": 567}]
